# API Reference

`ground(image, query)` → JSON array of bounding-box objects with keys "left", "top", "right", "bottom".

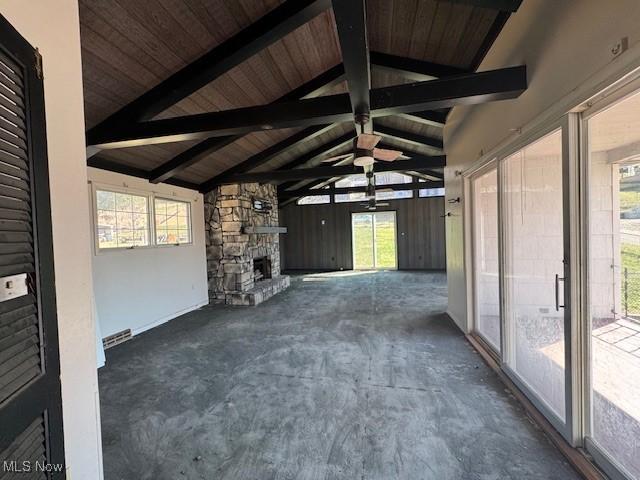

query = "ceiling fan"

[
  {"left": 358, "top": 171, "right": 392, "bottom": 210},
  {"left": 321, "top": 118, "right": 404, "bottom": 169}
]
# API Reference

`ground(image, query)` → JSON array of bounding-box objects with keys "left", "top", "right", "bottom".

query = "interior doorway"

[{"left": 351, "top": 211, "right": 397, "bottom": 270}]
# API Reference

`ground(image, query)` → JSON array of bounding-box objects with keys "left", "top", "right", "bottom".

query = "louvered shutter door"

[
  {"left": 0, "top": 14, "right": 65, "bottom": 480},
  {"left": 0, "top": 47, "right": 39, "bottom": 404}
]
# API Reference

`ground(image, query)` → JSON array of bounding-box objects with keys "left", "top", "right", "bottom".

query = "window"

[
  {"left": 419, "top": 187, "right": 445, "bottom": 197},
  {"left": 502, "top": 129, "right": 566, "bottom": 421},
  {"left": 297, "top": 187, "right": 331, "bottom": 205},
  {"left": 93, "top": 187, "right": 193, "bottom": 250},
  {"left": 96, "top": 189, "right": 150, "bottom": 249},
  {"left": 335, "top": 175, "right": 367, "bottom": 203},
  {"left": 374, "top": 172, "right": 413, "bottom": 200},
  {"left": 418, "top": 179, "right": 445, "bottom": 197},
  {"left": 472, "top": 168, "right": 500, "bottom": 351},
  {"left": 335, "top": 173, "right": 413, "bottom": 203},
  {"left": 155, "top": 198, "right": 192, "bottom": 245},
  {"left": 586, "top": 90, "right": 640, "bottom": 479}
]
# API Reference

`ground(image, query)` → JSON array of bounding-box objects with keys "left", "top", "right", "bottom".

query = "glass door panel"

[
  {"left": 473, "top": 168, "right": 501, "bottom": 351},
  {"left": 374, "top": 211, "right": 397, "bottom": 269},
  {"left": 587, "top": 91, "right": 640, "bottom": 479},
  {"left": 352, "top": 213, "right": 375, "bottom": 269},
  {"left": 503, "top": 129, "right": 567, "bottom": 422}
]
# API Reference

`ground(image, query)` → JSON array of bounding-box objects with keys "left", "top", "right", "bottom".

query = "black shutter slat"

[
  {"left": 0, "top": 325, "right": 38, "bottom": 354},
  {"left": 0, "top": 150, "right": 28, "bottom": 171},
  {"left": 0, "top": 354, "right": 39, "bottom": 389},
  {"left": 0, "top": 161, "right": 29, "bottom": 182},
  {"left": 0, "top": 95, "right": 24, "bottom": 121},
  {"left": 0, "top": 184, "right": 29, "bottom": 202},
  {"left": 0, "top": 109, "right": 25, "bottom": 132},
  {"left": 0, "top": 174, "right": 29, "bottom": 192},
  {"left": 0, "top": 231, "right": 31, "bottom": 244},
  {"left": 0, "top": 243, "right": 32, "bottom": 255},
  {"left": 2, "top": 424, "right": 44, "bottom": 476},
  {"left": 0, "top": 115, "right": 26, "bottom": 142},
  {"left": 0, "top": 344, "right": 37, "bottom": 377},
  {"left": 0, "top": 219, "right": 31, "bottom": 232},
  {"left": 0, "top": 76, "right": 22, "bottom": 101},
  {"left": 0, "top": 314, "right": 36, "bottom": 339},
  {"left": 0, "top": 295, "right": 35, "bottom": 315},
  {"left": 0, "top": 138, "right": 27, "bottom": 161},
  {"left": 0, "top": 209, "right": 30, "bottom": 222},
  {"left": 0, "top": 336, "right": 37, "bottom": 368},
  {"left": 0, "top": 61, "right": 23, "bottom": 90},
  {"left": 0, "top": 129, "right": 26, "bottom": 151},
  {"left": 0, "top": 252, "right": 33, "bottom": 267},
  {"left": 0, "top": 418, "right": 42, "bottom": 459},
  {"left": 0, "top": 306, "right": 37, "bottom": 329},
  {"left": 0, "top": 197, "right": 30, "bottom": 213},
  {"left": 0, "top": 263, "right": 33, "bottom": 277},
  {"left": 0, "top": 418, "right": 43, "bottom": 476},
  {"left": 0, "top": 83, "right": 24, "bottom": 110}
]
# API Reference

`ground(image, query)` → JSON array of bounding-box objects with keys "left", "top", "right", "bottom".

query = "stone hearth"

[{"left": 204, "top": 183, "right": 289, "bottom": 306}]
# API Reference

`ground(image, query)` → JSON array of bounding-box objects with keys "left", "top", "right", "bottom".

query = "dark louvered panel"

[
  {"left": 0, "top": 48, "right": 38, "bottom": 406},
  {"left": 0, "top": 295, "right": 40, "bottom": 402},
  {"left": 0, "top": 416, "right": 47, "bottom": 480}
]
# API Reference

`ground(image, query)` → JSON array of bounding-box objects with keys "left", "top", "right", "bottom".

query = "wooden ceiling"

[{"left": 79, "top": 0, "right": 514, "bottom": 190}]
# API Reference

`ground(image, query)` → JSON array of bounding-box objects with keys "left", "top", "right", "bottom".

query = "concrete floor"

[{"left": 99, "top": 271, "right": 580, "bottom": 480}]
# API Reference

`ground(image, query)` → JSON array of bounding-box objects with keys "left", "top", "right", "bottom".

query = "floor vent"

[{"left": 102, "top": 329, "right": 132, "bottom": 349}]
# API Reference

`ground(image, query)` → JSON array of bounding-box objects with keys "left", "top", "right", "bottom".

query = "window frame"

[
  {"left": 153, "top": 196, "right": 193, "bottom": 247},
  {"left": 578, "top": 75, "right": 640, "bottom": 480},
  {"left": 90, "top": 182, "right": 194, "bottom": 253}
]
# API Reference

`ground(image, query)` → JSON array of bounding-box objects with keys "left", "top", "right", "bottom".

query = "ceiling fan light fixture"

[{"left": 354, "top": 154, "right": 375, "bottom": 167}]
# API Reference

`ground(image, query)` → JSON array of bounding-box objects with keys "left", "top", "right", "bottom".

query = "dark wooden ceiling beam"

[
  {"left": 209, "top": 156, "right": 446, "bottom": 186},
  {"left": 148, "top": 64, "right": 346, "bottom": 184},
  {"left": 87, "top": 157, "right": 200, "bottom": 191},
  {"left": 87, "top": 0, "right": 331, "bottom": 139},
  {"left": 374, "top": 125, "right": 443, "bottom": 151},
  {"left": 278, "top": 180, "right": 444, "bottom": 199},
  {"left": 444, "top": 0, "right": 522, "bottom": 12},
  {"left": 88, "top": 66, "right": 526, "bottom": 149},
  {"left": 370, "top": 51, "right": 468, "bottom": 82},
  {"left": 201, "top": 130, "right": 355, "bottom": 192},
  {"left": 198, "top": 124, "right": 339, "bottom": 191},
  {"left": 331, "top": 0, "right": 370, "bottom": 128},
  {"left": 396, "top": 111, "right": 447, "bottom": 128}
]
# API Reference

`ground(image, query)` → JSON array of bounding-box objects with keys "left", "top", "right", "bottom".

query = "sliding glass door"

[
  {"left": 585, "top": 90, "right": 640, "bottom": 480},
  {"left": 501, "top": 128, "right": 572, "bottom": 434},
  {"left": 472, "top": 168, "right": 501, "bottom": 352},
  {"left": 351, "top": 211, "right": 397, "bottom": 270}
]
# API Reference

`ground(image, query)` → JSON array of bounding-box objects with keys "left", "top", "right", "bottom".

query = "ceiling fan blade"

[
  {"left": 376, "top": 202, "right": 390, "bottom": 207},
  {"left": 357, "top": 133, "right": 382, "bottom": 150},
  {"left": 373, "top": 148, "right": 403, "bottom": 162},
  {"left": 320, "top": 153, "right": 353, "bottom": 163},
  {"left": 377, "top": 188, "right": 393, "bottom": 193}
]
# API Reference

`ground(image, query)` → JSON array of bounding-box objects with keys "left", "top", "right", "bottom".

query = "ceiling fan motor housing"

[{"left": 353, "top": 147, "right": 375, "bottom": 167}]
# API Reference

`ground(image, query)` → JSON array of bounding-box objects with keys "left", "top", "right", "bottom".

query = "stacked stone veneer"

[{"left": 204, "top": 182, "right": 289, "bottom": 306}]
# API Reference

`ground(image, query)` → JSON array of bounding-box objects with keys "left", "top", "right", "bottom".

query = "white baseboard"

[{"left": 131, "top": 300, "right": 209, "bottom": 337}]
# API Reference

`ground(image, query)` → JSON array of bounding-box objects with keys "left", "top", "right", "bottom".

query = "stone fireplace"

[{"left": 204, "top": 183, "right": 289, "bottom": 306}]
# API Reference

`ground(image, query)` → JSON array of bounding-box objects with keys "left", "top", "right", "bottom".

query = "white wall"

[
  {"left": 0, "top": 1, "right": 103, "bottom": 478},
  {"left": 88, "top": 168, "right": 208, "bottom": 340},
  {"left": 444, "top": 0, "right": 640, "bottom": 331}
]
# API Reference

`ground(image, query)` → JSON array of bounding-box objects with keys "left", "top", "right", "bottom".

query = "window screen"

[{"left": 96, "top": 189, "right": 150, "bottom": 249}]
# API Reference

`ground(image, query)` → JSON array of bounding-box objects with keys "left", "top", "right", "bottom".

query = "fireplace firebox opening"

[{"left": 253, "top": 256, "right": 272, "bottom": 283}]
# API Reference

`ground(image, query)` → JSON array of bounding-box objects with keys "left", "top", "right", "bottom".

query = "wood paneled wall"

[{"left": 279, "top": 196, "right": 446, "bottom": 271}]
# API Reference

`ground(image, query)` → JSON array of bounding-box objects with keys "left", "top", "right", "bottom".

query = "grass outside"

[
  {"left": 353, "top": 222, "right": 396, "bottom": 269},
  {"left": 622, "top": 243, "right": 640, "bottom": 315}
]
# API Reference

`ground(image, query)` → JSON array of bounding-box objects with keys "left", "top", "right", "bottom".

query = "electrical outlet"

[{"left": 611, "top": 37, "right": 629, "bottom": 58}]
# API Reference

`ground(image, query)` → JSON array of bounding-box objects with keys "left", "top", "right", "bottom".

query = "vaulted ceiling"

[{"left": 79, "top": 0, "right": 524, "bottom": 194}]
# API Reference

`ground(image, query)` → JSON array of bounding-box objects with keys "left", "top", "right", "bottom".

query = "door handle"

[{"left": 555, "top": 273, "right": 565, "bottom": 311}]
